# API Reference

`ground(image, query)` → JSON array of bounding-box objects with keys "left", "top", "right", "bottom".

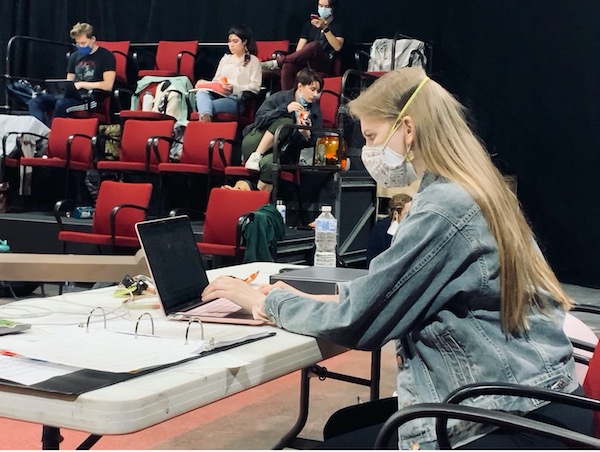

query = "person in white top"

[{"left": 194, "top": 24, "right": 262, "bottom": 122}]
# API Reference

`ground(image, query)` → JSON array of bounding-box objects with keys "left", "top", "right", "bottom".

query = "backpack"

[
  {"left": 169, "top": 124, "right": 186, "bottom": 161},
  {"left": 367, "top": 38, "right": 428, "bottom": 72},
  {"left": 151, "top": 80, "right": 185, "bottom": 121},
  {"left": 6, "top": 79, "right": 37, "bottom": 110}
]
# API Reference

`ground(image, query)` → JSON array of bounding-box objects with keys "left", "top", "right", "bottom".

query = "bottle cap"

[{"left": 321, "top": 205, "right": 331, "bottom": 212}]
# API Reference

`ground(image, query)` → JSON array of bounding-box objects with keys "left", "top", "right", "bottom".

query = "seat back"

[
  {"left": 320, "top": 76, "right": 342, "bottom": 129},
  {"left": 119, "top": 119, "right": 175, "bottom": 164},
  {"left": 47, "top": 117, "right": 99, "bottom": 165},
  {"left": 202, "top": 187, "right": 270, "bottom": 246},
  {"left": 96, "top": 40, "right": 131, "bottom": 86},
  {"left": 583, "top": 341, "right": 600, "bottom": 437},
  {"left": 154, "top": 40, "right": 198, "bottom": 82},
  {"left": 256, "top": 40, "right": 290, "bottom": 61},
  {"left": 181, "top": 121, "right": 237, "bottom": 168},
  {"left": 92, "top": 180, "right": 152, "bottom": 237}
]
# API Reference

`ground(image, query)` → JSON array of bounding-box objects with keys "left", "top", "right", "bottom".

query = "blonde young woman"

[{"left": 202, "top": 67, "right": 592, "bottom": 449}]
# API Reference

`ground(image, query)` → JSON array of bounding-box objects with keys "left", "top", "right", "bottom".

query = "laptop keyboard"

[{"left": 184, "top": 298, "right": 242, "bottom": 318}]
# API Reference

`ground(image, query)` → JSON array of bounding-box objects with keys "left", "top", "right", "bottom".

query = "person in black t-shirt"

[
  {"left": 28, "top": 22, "right": 116, "bottom": 126},
  {"left": 261, "top": 0, "right": 344, "bottom": 90}
]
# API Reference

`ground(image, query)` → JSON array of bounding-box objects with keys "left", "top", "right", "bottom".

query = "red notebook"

[{"left": 191, "top": 81, "right": 229, "bottom": 97}]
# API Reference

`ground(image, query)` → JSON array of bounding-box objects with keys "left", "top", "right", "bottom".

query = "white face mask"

[
  {"left": 360, "top": 76, "right": 429, "bottom": 188},
  {"left": 361, "top": 141, "right": 419, "bottom": 188},
  {"left": 386, "top": 214, "right": 400, "bottom": 236}
]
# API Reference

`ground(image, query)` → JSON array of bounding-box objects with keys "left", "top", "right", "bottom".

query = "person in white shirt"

[{"left": 194, "top": 24, "right": 262, "bottom": 122}]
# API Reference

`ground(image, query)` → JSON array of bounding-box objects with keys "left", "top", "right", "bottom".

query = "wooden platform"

[{"left": 0, "top": 211, "right": 316, "bottom": 265}]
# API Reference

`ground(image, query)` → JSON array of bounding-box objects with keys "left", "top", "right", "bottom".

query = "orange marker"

[
  {"left": 244, "top": 271, "right": 260, "bottom": 283},
  {"left": 221, "top": 76, "right": 228, "bottom": 84}
]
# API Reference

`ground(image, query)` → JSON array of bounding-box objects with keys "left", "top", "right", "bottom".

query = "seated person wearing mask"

[
  {"left": 366, "top": 193, "right": 412, "bottom": 266},
  {"left": 241, "top": 68, "right": 323, "bottom": 192},
  {"left": 203, "top": 68, "right": 592, "bottom": 449},
  {"left": 261, "top": 0, "right": 344, "bottom": 90},
  {"left": 28, "top": 22, "right": 116, "bottom": 127}
]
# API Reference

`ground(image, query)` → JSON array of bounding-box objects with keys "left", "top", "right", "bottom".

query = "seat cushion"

[{"left": 158, "top": 162, "right": 209, "bottom": 174}]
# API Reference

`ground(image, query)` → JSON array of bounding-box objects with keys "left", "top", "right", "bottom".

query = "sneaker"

[
  {"left": 261, "top": 59, "right": 279, "bottom": 71},
  {"left": 244, "top": 151, "right": 262, "bottom": 171}
]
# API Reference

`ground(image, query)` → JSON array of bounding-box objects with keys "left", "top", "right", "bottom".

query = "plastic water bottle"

[
  {"left": 62, "top": 281, "right": 76, "bottom": 293},
  {"left": 314, "top": 205, "right": 337, "bottom": 267},
  {"left": 276, "top": 200, "right": 286, "bottom": 225},
  {"left": 142, "top": 91, "right": 154, "bottom": 111}
]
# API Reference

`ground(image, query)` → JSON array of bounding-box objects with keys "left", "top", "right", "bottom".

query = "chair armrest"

[
  {"left": 65, "top": 133, "right": 94, "bottom": 167},
  {"left": 354, "top": 49, "right": 370, "bottom": 72},
  {"left": 168, "top": 208, "right": 205, "bottom": 221},
  {"left": 91, "top": 134, "right": 121, "bottom": 161},
  {"left": 53, "top": 199, "right": 93, "bottom": 229},
  {"left": 176, "top": 50, "right": 197, "bottom": 75},
  {"left": 374, "top": 402, "right": 600, "bottom": 450},
  {"left": 439, "top": 382, "right": 600, "bottom": 448},
  {"left": 2, "top": 131, "right": 45, "bottom": 158},
  {"left": 148, "top": 135, "right": 175, "bottom": 165},
  {"left": 109, "top": 203, "right": 148, "bottom": 245},
  {"left": 113, "top": 87, "right": 135, "bottom": 112},
  {"left": 235, "top": 212, "right": 256, "bottom": 262},
  {"left": 209, "top": 137, "right": 240, "bottom": 168}
]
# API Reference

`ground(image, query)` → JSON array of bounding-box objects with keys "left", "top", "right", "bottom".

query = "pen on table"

[
  {"left": 227, "top": 271, "right": 260, "bottom": 284},
  {"left": 244, "top": 271, "right": 260, "bottom": 283}
]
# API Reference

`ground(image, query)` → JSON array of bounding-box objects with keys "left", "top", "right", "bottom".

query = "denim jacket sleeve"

[{"left": 264, "top": 173, "right": 498, "bottom": 350}]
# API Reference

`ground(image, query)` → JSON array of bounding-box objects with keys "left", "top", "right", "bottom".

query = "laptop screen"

[{"left": 136, "top": 216, "right": 210, "bottom": 315}]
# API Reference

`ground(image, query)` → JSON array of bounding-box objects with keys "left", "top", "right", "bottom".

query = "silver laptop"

[
  {"left": 135, "top": 215, "right": 262, "bottom": 325},
  {"left": 45, "top": 79, "right": 83, "bottom": 99}
]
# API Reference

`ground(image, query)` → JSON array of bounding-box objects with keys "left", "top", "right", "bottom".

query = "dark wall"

[{"left": 1, "top": 0, "right": 599, "bottom": 287}]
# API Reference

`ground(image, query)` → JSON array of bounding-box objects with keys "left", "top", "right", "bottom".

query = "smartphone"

[{"left": 310, "top": 13, "right": 320, "bottom": 20}]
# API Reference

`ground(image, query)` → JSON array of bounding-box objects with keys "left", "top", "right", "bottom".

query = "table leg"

[{"left": 41, "top": 426, "right": 63, "bottom": 450}]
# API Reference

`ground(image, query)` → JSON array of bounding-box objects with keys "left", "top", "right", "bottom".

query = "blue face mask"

[
  {"left": 298, "top": 94, "right": 309, "bottom": 107},
  {"left": 318, "top": 6, "right": 332, "bottom": 19},
  {"left": 77, "top": 45, "right": 93, "bottom": 57}
]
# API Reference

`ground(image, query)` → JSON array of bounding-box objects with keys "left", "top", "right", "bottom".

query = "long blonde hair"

[{"left": 349, "top": 67, "right": 571, "bottom": 334}]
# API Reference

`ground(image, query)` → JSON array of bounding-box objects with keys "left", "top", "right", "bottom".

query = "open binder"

[{"left": 0, "top": 309, "right": 275, "bottom": 396}]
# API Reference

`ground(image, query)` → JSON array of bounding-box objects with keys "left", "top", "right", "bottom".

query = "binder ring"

[
  {"left": 185, "top": 318, "right": 204, "bottom": 344},
  {"left": 86, "top": 307, "right": 108, "bottom": 332},
  {"left": 134, "top": 312, "right": 155, "bottom": 338}
]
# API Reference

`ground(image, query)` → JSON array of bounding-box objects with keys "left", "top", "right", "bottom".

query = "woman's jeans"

[{"left": 195, "top": 91, "right": 238, "bottom": 116}]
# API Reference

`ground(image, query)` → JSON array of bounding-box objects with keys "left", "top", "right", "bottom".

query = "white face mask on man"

[{"left": 360, "top": 76, "right": 429, "bottom": 188}]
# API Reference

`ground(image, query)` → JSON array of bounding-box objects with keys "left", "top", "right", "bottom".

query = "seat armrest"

[
  {"left": 209, "top": 137, "right": 241, "bottom": 168},
  {"left": 177, "top": 50, "right": 197, "bottom": 75},
  {"left": 374, "top": 402, "right": 600, "bottom": 450},
  {"left": 148, "top": 135, "right": 175, "bottom": 165},
  {"left": 109, "top": 204, "right": 148, "bottom": 245}
]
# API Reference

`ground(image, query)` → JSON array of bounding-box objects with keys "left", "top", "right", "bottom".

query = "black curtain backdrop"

[{"left": 1, "top": 0, "right": 599, "bottom": 287}]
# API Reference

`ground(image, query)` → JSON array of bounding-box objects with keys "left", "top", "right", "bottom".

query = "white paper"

[
  {"left": 0, "top": 328, "right": 204, "bottom": 372},
  {"left": 0, "top": 355, "right": 78, "bottom": 385}
]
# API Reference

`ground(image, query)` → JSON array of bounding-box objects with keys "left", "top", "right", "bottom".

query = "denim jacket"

[{"left": 264, "top": 172, "right": 577, "bottom": 449}]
